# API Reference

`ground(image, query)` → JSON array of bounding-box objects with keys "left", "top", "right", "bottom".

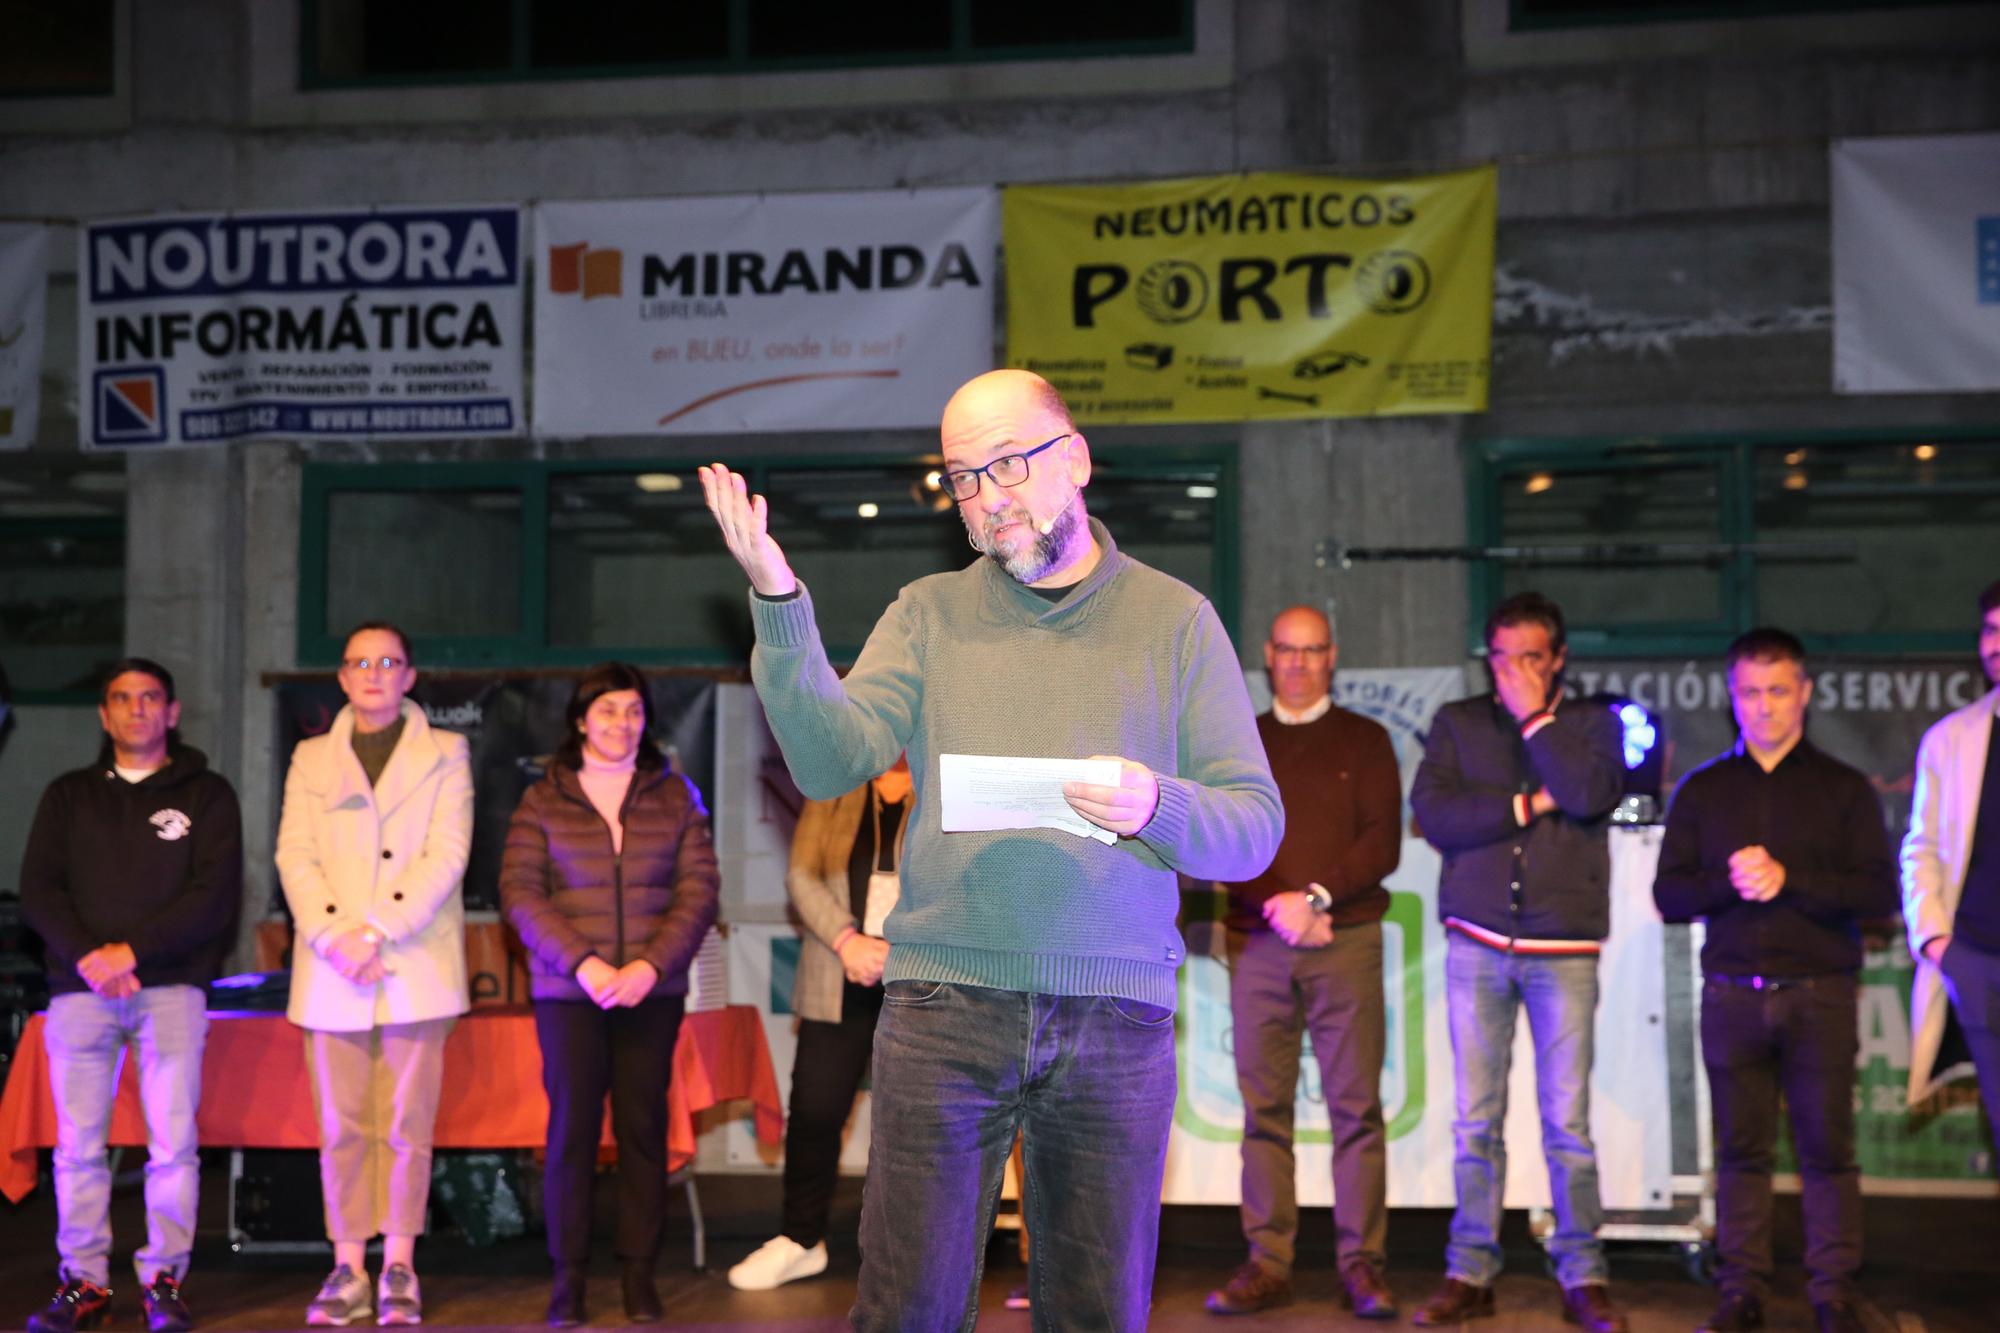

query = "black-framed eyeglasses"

[
  {"left": 941, "top": 434, "right": 1070, "bottom": 502},
  {"left": 341, "top": 656, "right": 406, "bottom": 674}
]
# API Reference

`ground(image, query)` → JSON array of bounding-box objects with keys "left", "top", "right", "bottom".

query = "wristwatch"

[{"left": 1303, "top": 883, "right": 1332, "bottom": 915}]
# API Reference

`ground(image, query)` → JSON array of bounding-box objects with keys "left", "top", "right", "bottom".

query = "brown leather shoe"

[
  {"left": 1203, "top": 1261, "right": 1292, "bottom": 1315},
  {"left": 1339, "top": 1261, "right": 1398, "bottom": 1321},
  {"left": 1411, "top": 1278, "right": 1495, "bottom": 1326},
  {"left": 1561, "top": 1283, "right": 1630, "bottom": 1333}
]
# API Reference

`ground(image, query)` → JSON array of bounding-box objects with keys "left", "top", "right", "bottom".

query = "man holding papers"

[{"left": 700, "top": 369, "right": 1282, "bottom": 1332}]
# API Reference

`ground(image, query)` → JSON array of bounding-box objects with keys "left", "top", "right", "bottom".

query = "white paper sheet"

[{"left": 937, "top": 753, "right": 1121, "bottom": 845}]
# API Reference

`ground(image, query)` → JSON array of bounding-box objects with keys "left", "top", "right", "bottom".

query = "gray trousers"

[
  {"left": 1227, "top": 922, "right": 1389, "bottom": 1274},
  {"left": 45, "top": 985, "right": 208, "bottom": 1287}
]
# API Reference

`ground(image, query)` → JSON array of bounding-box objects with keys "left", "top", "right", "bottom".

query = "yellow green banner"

[{"left": 1003, "top": 168, "right": 1496, "bottom": 422}]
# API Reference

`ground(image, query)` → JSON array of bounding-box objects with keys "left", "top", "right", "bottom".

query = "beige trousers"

[{"left": 303, "top": 1018, "right": 453, "bottom": 1242}]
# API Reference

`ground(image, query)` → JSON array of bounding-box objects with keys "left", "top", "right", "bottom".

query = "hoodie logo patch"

[{"left": 150, "top": 809, "right": 191, "bottom": 841}]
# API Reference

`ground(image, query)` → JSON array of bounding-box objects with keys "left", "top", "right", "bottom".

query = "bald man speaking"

[{"left": 700, "top": 370, "right": 1281, "bottom": 1331}]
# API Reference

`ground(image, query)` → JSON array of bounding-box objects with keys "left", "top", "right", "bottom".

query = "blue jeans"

[
  {"left": 1442, "top": 935, "right": 1607, "bottom": 1290},
  {"left": 44, "top": 986, "right": 209, "bottom": 1287},
  {"left": 852, "top": 981, "right": 1177, "bottom": 1333}
]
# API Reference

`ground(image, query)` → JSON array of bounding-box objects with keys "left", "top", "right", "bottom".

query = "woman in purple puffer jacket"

[{"left": 499, "top": 662, "right": 719, "bottom": 1328}]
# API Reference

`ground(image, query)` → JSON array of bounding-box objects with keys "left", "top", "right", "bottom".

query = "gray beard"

[{"left": 969, "top": 497, "right": 1085, "bottom": 584}]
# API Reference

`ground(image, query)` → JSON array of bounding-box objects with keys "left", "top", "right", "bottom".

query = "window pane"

[
  {"left": 0, "top": 532, "right": 124, "bottom": 695},
  {"left": 311, "top": 0, "right": 513, "bottom": 81},
  {"left": 543, "top": 459, "right": 1225, "bottom": 659},
  {"left": 1754, "top": 441, "right": 2000, "bottom": 638},
  {"left": 547, "top": 471, "right": 748, "bottom": 653},
  {"left": 970, "top": 0, "right": 1191, "bottom": 49},
  {"left": 0, "top": 0, "right": 115, "bottom": 96},
  {"left": 1082, "top": 462, "right": 1219, "bottom": 601},
  {"left": 760, "top": 464, "right": 967, "bottom": 652},
  {"left": 747, "top": 0, "right": 952, "bottom": 60},
  {"left": 0, "top": 464, "right": 125, "bottom": 695},
  {"left": 529, "top": 0, "right": 729, "bottom": 68},
  {"left": 326, "top": 490, "right": 521, "bottom": 640},
  {"left": 1496, "top": 463, "right": 1725, "bottom": 626}
]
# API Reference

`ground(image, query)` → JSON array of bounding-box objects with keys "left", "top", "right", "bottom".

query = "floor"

[{"left": 0, "top": 1155, "right": 1987, "bottom": 1331}]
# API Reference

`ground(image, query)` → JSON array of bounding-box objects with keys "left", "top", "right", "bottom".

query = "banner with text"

[
  {"left": 1833, "top": 132, "right": 2000, "bottom": 394},
  {"left": 1002, "top": 168, "right": 1496, "bottom": 423},
  {"left": 0, "top": 224, "right": 48, "bottom": 450},
  {"left": 532, "top": 188, "right": 998, "bottom": 435},
  {"left": 80, "top": 206, "right": 524, "bottom": 448}
]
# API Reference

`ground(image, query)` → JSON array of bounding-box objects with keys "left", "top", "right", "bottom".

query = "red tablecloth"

[{"left": 0, "top": 1004, "right": 782, "bottom": 1204}]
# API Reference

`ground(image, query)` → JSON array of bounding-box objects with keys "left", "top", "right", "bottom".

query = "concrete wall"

[{"left": 4, "top": 0, "right": 2000, "bottom": 959}]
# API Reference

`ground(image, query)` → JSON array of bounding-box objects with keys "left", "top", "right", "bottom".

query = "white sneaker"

[
  {"left": 305, "top": 1265, "right": 373, "bottom": 1326},
  {"left": 727, "top": 1236, "right": 828, "bottom": 1291}
]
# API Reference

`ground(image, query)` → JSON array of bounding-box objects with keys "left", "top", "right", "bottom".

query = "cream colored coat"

[
  {"left": 1900, "top": 684, "right": 1999, "bottom": 1103},
  {"left": 277, "top": 701, "right": 473, "bottom": 1033}
]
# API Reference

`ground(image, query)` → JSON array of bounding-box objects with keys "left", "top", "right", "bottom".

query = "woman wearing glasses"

[
  {"left": 500, "top": 663, "right": 719, "bottom": 1327},
  {"left": 277, "top": 622, "right": 473, "bottom": 1327}
]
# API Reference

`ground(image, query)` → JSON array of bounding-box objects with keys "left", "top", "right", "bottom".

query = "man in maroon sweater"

[{"left": 1206, "top": 606, "right": 1402, "bottom": 1320}]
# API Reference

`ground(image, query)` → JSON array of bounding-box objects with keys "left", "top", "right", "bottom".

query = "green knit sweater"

[{"left": 750, "top": 519, "right": 1283, "bottom": 1008}]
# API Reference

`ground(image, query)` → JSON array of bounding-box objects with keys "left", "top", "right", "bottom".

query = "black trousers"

[
  {"left": 1700, "top": 974, "right": 1860, "bottom": 1305},
  {"left": 533, "top": 994, "right": 686, "bottom": 1265},
  {"left": 780, "top": 981, "right": 884, "bottom": 1247},
  {"left": 1938, "top": 936, "right": 2000, "bottom": 1157}
]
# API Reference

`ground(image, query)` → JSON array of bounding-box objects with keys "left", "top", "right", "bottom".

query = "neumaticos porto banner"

[
  {"left": 80, "top": 206, "right": 524, "bottom": 447},
  {"left": 532, "top": 188, "right": 998, "bottom": 435},
  {"left": 1003, "top": 169, "right": 1496, "bottom": 423}
]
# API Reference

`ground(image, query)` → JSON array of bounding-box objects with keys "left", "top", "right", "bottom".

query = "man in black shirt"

[{"left": 1653, "top": 628, "right": 1895, "bottom": 1333}]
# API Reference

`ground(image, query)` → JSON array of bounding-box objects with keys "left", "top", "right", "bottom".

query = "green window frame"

[
  {"left": 299, "top": 0, "right": 1197, "bottom": 90},
  {"left": 298, "top": 446, "right": 1239, "bottom": 668},
  {"left": 1467, "top": 426, "right": 2000, "bottom": 659}
]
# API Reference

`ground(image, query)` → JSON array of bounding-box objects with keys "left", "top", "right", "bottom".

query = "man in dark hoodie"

[
  {"left": 1408, "top": 593, "right": 1629, "bottom": 1333},
  {"left": 19, "top": 659, "right": 242, "bottom": 1333}
]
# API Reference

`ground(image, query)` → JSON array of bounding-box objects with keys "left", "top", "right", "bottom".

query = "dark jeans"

[
  {"left": 1937, "top": 937, "right": 2000, "bottom": 1156},
  {"left": 1701, "top": 974, "right": 1860, "bottom": 1305},
  {"left": 852, "top": 981, "right": 1177, "bottom": 1333},
  {"left": 533, "top": 994, "right": 686, "bottom": 1266},
  {"left": 1228, "top": 924, "right": 1388, "bottom": 1274},
  {"left": 781, "top": 980, "right": 884, "bottom": 1248}
]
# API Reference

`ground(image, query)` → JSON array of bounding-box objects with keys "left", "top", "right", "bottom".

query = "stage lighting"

[
  {"left": 1588, "top": 693, "right": 1664, "bottom": 822},
  {"left": 1617, "top": 701, "right": 1657, "bottom": 771}
]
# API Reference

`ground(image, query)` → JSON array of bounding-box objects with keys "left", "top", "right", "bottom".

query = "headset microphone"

[{"left": 1038, "top": 483, "right": 1079, "bottom": 536}]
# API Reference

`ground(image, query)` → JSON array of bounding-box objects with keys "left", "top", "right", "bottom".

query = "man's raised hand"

[{"left": 698, "top": 463, "right": 798, "bottom": 598}]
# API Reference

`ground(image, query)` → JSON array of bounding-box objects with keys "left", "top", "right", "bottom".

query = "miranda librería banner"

[
  {"left": 1003, "top": 168, "right": 1496, "bottom": 423},
  {"left": 532, "top": 188, "right": 998, "bottom": 436}
]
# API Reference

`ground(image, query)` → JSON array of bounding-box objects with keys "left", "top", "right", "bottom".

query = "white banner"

[
  {"left": 1833, "top": 132, "right": 2000, "bottom": 394},
  {"left": 79, "top": 206, "right": 524, "bottom": 447},
  {"left": 532, "top": 188, "right": 999, "bottom": 436},
  {"left": 0, "top": 224, "right": 49, "bottom": 450}
]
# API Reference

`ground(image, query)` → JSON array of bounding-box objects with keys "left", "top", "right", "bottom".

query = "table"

[{"left": 0, "top": 1003, "right": 783, "bottom": 1205}]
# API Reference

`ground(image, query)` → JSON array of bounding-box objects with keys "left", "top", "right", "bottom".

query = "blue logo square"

[
  {"left": 92, "top": 366, "right": 168, "bottom": 446},
  {"left": 1981, "top": 216, "right": 2000, "bottom": 306}
]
